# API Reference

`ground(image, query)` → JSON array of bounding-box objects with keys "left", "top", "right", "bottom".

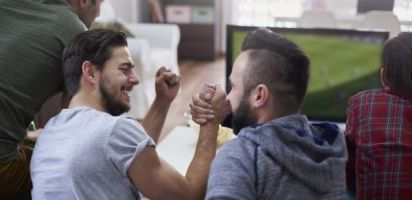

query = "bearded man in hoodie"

[{"left": 190, "top": 28, "right": 348, "bottom": 199}]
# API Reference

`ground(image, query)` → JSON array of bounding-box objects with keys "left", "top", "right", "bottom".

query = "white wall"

[
  {"left": 110, "top": 0, "right": 138, "bottom": 23},
  {"left": 217, "top": 0, "right": 233, "bottom": 53}
]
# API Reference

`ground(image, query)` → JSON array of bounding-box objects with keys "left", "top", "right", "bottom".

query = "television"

[
  {"left": 357, "top": 0, "right": 394, "bottom": 14},
  {"left": 224, "top": 25, "right": 389, "bottom": 127}
]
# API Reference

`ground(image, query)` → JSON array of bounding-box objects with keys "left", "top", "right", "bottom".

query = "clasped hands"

[{"left": 190, "top": 84, "right": 231, "bottom": 125}]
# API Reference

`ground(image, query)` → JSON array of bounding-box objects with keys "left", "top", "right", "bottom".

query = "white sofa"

[{"left": 125, "top": 23, "right": 180, "bottom": 119}]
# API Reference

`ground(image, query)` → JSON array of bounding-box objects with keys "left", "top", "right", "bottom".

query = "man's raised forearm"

[
  {"left": 141, "top": 97, "right": 172, "bottom": 143},
  {"left": 184, "top": 122, "right": 218, "bottom": 199}
]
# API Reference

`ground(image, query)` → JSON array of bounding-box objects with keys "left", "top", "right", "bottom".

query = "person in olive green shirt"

[{"left": 0, "top": 0, "right": 103, "bottom": 199}]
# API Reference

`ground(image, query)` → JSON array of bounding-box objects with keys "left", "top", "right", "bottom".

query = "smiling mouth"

[{"left": 121, "top": 86, "right": 133, "bottom": 98}]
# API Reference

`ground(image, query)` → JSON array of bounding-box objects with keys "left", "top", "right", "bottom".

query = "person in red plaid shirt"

[{"left": 345, "top": 32, "right": 412, "bottom": 200}]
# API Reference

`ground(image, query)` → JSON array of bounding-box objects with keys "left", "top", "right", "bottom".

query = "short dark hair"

[
  {"left": 62, "top": 29, "right": 127, "bottom": 98},
  {"left": 241, "top": 28, "right": 310, "bottom": 114},
  {"left": 381, "top": 32, "right": 412, "bottom": 95}
]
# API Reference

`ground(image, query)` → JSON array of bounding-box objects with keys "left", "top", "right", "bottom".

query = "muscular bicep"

[{"left": 127, "top": 146, "right": 190, "bottom": 200}]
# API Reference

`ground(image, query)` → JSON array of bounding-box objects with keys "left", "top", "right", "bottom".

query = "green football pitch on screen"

[{"left": 231, "top": 31, "right": 382, "bottom": 121}]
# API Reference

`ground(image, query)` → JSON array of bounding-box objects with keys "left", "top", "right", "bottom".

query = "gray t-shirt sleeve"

[
  {"left": 105, "top": 117, "right": 155, "bottom": 176},
  {"left": 206, "top": 140, "right": 257, "bottom": 200}
]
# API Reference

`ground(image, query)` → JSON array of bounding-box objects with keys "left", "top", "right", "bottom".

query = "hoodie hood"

[{"left": 238, "top": 114, "right": 347, "bottom": 193}]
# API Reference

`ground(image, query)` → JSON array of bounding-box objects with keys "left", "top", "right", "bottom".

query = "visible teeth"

[
  {"left": 121, "top": 86, "right": 133, "bottom": 98},
  {"left": 122, "top": 89, "right": 130, "bottom": 97}
]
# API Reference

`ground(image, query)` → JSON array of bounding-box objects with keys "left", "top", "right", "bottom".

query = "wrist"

[
  {"left": 201, "top": 121, "right": 220, "bottom": 130},
  {"left": 199, "top": 123, "right": 219, "bottom": 138},
  {"left": 204, "top": 120, "right": 218, "bottom": 125},
  {"left": 153, "top": 96, "right": 172, "bottom": 108}
]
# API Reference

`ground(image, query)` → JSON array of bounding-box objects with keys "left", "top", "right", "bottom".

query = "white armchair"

[
  {"left": 126, "top": 23, "right": 180, "bottom": 77},
  {"left": 125, "top": 23, "right": 181, "bottom": 119}
]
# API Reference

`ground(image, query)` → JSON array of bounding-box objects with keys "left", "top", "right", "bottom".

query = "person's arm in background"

[
  {"left": 127, "top": 84, "right": 230, "bottom": 200},
  {"left": 27, "top": 85, "right": 69, "bottom": 142},
  {"left": 345, "top": 97, "right": 357, "bottom": 196},
  {"left": 25, "top": 128, "right": 43, "bottom": 142},
  {"left": 147, "top": 0, "right": 164, "bottom": 23},
  {"left": 141, "top": 67, "right": 180, "bottom": 143}
]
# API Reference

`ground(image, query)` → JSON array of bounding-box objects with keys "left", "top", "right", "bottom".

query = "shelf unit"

[{"left": 161, "top": 0, "right": 218, "bottom": 60}]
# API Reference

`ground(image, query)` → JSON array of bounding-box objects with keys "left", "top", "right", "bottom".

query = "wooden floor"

[{"left": 159, "top": 57, "right": 226, "bottom": 141}]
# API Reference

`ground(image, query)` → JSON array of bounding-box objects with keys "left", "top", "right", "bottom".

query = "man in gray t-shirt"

[
  {"left": 31, "top": 29, "right": 226, "bottom": 199},
  {"left": 31, "top": 108, "right": 154, "bottom": 199}
]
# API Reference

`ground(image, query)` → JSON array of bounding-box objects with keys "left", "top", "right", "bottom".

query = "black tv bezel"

[
  {"left": 356, "top": 0, "right": 394, "bottom": 14},
  {"left": 224, "top": 25, "right": 389, "bottom": 125}
]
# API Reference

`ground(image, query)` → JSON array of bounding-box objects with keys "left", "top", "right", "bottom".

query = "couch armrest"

[
  {"left": 127, "top": 38, "right": 151, "bottom": 80},
  {"left": 125, "top": 23, "right": 180, "bottom": 51},
  {"left": 125, "top": 38, "right": 151, "bottom": 119}
]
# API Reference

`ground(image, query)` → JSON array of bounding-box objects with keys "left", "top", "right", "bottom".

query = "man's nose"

[{"left": 130, "top": 69, "right": 139, "bottom": 85}]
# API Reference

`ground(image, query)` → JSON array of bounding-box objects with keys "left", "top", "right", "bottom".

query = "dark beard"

[
  {"left": 99, "top": 79, "right": 130, "bottom": 116},
  {"left": 232, "top": 97, "right": 257, "bottom": 134}
]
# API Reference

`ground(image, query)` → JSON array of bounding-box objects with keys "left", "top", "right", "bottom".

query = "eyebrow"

[{"left": 120, "top": 62, "right": 134, "bottom": 69}]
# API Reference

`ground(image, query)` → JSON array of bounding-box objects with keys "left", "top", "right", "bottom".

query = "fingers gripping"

[{"left": 190, "top": 84, "right": 217, "bottom": 124}]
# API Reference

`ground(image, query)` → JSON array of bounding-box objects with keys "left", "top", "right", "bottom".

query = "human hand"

[
  {"left": 155, "top": 66, "right": 181, "bottom": 103},
  {"left": 209, "top": 85, "right": 231, "bottom": 124},
  {"left": 190, "top": 84, "right": 216, "bottom": 125},
  {"left": 190, "top": 84, "right": 231, "bottom": 125},
  {"left": 25, "top": 128, "right": 44, "bottom": 142}
]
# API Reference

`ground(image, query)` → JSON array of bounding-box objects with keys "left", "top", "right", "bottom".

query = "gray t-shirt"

[{"left": 30, "top": 107, "right": 155, "bottom": 200}]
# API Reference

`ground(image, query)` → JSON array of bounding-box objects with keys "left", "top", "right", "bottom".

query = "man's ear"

[
  {"left": 380, "top": 68, "right": 390, "bottom": 90},
  {"left": 82, "top": 61, "right": 97, "bottom": 84},
  {"left": 79, "top": 0, "right": 87, "bottom": 8},
  {"left": 251, "top": 84, "right": 269, "bottom": 108},
  {"left": 66, "top": 0, "right": 85, "bottom": 10}
]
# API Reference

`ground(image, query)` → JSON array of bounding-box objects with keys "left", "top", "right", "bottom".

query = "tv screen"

[
  {"left": 225, "top": 25, "right": 389, "bottom": 126},
  {"left": 357, "top": 0, "right": 394, "bottom": 13}
]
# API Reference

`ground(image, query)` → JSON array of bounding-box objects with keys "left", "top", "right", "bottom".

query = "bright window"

[
  {"left": 233, "top": 0, "right": 306, "bottom": 26},
  {"left": 232, "top": 0, "right": 412, "bottom": 30},
  {"left": 394, "top": 0, "right": 412, "bottom": 21}
]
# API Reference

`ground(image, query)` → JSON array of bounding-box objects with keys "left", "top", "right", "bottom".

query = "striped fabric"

[{"left": 345, "top": 89, "right": 412, "bottom": 200}]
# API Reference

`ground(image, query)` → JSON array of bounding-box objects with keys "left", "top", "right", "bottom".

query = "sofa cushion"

[{"left": 151, "top": 48, "right": 179, "bottom": 74}]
